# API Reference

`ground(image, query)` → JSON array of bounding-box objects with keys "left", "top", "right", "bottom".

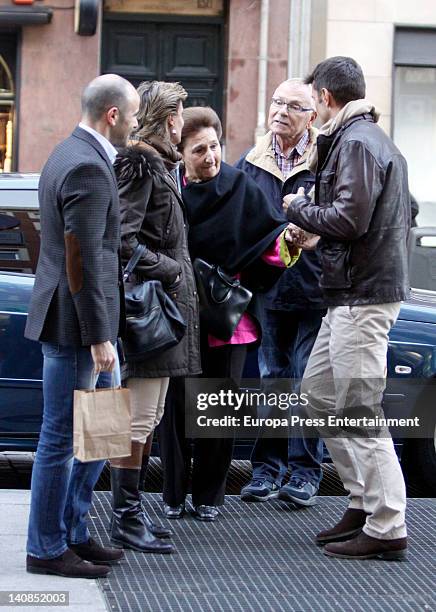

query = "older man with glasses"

[{"left": 235, "top": 78, "right": 326, "bottom": 508}]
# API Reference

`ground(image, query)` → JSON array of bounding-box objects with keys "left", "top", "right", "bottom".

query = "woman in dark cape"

[{"left": 158, "top": 107, "right": 298, "bottom": 522}]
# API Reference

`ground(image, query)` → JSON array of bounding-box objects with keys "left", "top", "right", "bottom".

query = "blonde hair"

[{"left": 134, "top": 81, "right": 187, "bottom": 143}]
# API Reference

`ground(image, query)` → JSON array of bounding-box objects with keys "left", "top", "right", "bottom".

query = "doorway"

[
  {"left": 0, "top": 32, "right": 17, "bottom": 172},
  {"left": 102, "top": 14, "right": 224, "bottom": 117}
]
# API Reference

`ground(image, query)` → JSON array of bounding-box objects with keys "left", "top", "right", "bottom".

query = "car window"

[
  {"left": 408, "top": 227, "right": 436, "bottom": 292},
  {"left": 0, "top": 207, "right": 40, "bottom": 275}
]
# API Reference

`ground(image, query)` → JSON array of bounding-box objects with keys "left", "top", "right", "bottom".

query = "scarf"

[
  {"left": 308, "top": 99, "right": 380, "bottom": 172},
  {"left": 182, "top": 162, "right": 287, "bottom": 275},
  {"left": 144, "top": 135, "right": 181, "bottom": 172}
]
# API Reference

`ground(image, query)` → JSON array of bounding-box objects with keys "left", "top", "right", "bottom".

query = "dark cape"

[{"left": 182, "top": 161, "right": 288, "bottom": 291}]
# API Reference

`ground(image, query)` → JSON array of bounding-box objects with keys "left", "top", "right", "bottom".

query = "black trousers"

[{"left": 158, "top": 342, "right": 247, "bottom": 507}]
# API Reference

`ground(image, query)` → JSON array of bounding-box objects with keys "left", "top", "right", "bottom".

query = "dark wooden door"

[{"left": 102, "top": 15, "right": 224, "bottom": 116}]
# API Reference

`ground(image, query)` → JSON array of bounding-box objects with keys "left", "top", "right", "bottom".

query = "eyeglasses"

[{"left": 271, "top": 98, "right": 314, "bottom": 114}]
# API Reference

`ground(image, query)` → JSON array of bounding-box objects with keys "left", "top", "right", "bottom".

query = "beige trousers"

[
  {"left": 126, "top": 377, "right": 170, "bottom": 444},
  {"left": 302, "top": 303, "right": 407, "bottom": 540}
]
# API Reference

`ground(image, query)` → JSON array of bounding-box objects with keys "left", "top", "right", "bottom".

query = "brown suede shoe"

[
  {"left": 26, "top": 549, "right": 111, "bottom": 578},
  {"left": 324, "top": 532, "right": 408, "bottom": 561},
  {"left": 70, "top": 537, "right": 124, "bottom": 565},
  {"left": 316, "top": 508, "right": 369, "bottom": 545}
]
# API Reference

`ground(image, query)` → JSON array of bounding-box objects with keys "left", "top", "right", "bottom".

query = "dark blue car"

[{"left": 1, "top": 174, "right": 435, "bottom": 493}]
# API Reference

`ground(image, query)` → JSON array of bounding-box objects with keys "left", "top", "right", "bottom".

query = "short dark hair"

[
  {"left": 179, "top": 106, "right": 222, "bottom": 151},
  {"left": 305, "top": 56, "right": 366, "bottom": 105}
]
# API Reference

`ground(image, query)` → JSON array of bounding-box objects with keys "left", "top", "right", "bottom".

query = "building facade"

[
  {"left": 0, "top": 0, "right": 436, "bottom": 221},
  {"left": 326, "top": 0, "right": 436, "bottom": 225}
]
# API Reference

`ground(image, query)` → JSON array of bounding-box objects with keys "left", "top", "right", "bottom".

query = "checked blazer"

[{"left": 25, "top": 126, "right": 124, "bottom": 347}]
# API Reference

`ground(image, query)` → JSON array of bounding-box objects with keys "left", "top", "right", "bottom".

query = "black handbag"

[
  {"left": 122, "top": 244, "right": 186, "bottom": 362},
  {"left": 193, "top": 258, "right": 252, "bottom": 341}
]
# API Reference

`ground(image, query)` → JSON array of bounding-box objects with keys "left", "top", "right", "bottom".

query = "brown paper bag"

[{"left": 73, "top": 384, "right": 131, "bottom": 462}]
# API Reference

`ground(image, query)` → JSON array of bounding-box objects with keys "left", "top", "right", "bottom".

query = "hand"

[
  {"left": 299, "top": 233, "right": 320, "bottom": 251},
  {"left": 284, "top": 223, "right": 320, "bottom": 251},
  {"left": 91, "top": 341, "right": 117, "bottom": 373},
  {"left": 168, "top": 271, "right": 181, "bottom": 289},
  {"left": 166, "top": 271, "right": 182, "bottom": 296},
  {"left": 284, "top": 223, "right": 305, "bottom": 246},
  {"left": 283, "top": 186, "right": 305, "bottom": 212}
]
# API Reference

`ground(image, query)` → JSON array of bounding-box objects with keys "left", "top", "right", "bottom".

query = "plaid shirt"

[{"left": 272, "top": 130, "right": 309, "bottom": 179}]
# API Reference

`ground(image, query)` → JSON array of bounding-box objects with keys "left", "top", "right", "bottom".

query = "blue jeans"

[
  {"left": 27, "top": 342, "right": 120, "bottom": 559},
  {"left": 251, "top": 308, "right": 325, "bottom": 487}
]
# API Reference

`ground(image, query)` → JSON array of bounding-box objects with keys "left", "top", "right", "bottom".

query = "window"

[
  {"left": 0, "top": 55, "right": 15, "bottom": 173},
  {"left": 0, "top": 33, "right": 16, "bottom": 172},
  {"left": 0, "top": 207, "right": 40, "bottom": 274},
  {"left": 393, "top": 28, "right": 436, "bottom": 227}
]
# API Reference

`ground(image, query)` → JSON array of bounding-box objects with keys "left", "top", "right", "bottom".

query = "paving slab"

[{"left": 0, "top": 490, "right": 107, "bottom": 612}]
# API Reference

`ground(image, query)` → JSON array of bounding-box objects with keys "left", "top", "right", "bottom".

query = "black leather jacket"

[{"left": 286, "top": 114, "right": 410, "bottom": 306}]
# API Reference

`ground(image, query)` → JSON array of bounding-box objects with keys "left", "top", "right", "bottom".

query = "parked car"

[{"left": 0, "top": 173, "right": 435, "bottom": 493}]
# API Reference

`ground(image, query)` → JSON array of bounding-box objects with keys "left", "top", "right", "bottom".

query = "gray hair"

[
  {"left": 282, "top": 78, "right": 306, "bottom": 87},
  {"left": 274, "top": 78, "right": 313, "bottom": 106},
  {"left": 81, "top": 74, "right": 135, "bottom": 122},
  {"left": 134, "top": 81, "right": 188, "bottom": 142}
]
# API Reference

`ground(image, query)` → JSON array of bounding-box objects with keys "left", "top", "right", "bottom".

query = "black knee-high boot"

[
  {"left": 110, "top": 467, "right": 173, "bottom": 553},
  {"left": 139, "top": 456, "right": 172, "bottom": 539},
  {"left": 138, "top": 454, "right": 149, "bottom": 491}
]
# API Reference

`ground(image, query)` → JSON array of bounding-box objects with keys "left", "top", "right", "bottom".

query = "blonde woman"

[{"left": 110, "top": 82, "right": 201, "bottom": 553}]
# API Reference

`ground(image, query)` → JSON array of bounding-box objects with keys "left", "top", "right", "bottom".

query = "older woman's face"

[{"left": 182, "top": 127, "right": 221, "bottom": 182}]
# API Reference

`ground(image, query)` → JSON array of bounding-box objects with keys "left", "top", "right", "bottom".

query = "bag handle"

[
  {"left": 123, "top": 244, "right": 147, "bottom": 282},
  {"left": 91, "top": 374, "right": 121, "bottom": 416},
  {"left": 89, "top": 369, "right": 118, "bottom": 390},
  {"left": 215, "top": 265, "right": 240, "bottom": 288},
  {"left": 208, "top": 265, "right": 241, "bottom": 304},
  {"left": 88, "top": 369, "right": 122, "bottom": 419}
]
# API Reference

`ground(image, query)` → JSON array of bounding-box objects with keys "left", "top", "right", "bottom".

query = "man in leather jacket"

[{"left": 284, "top": 57, "right": 410, "bottom": 561}]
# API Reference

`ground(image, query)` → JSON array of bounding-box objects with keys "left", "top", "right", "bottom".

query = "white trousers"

[
  {"left": 126, "top": 377, "right": 170, "bottom": 444},
  {"left": 302, "top": 303, "right": 407, "bottom": 540}
]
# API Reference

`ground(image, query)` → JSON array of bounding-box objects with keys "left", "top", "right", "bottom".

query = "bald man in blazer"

[{"left": 25, "top": 74, "right": 139, "bottom": 578}]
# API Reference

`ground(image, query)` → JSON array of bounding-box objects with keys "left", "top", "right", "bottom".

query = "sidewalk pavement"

[{"left": 0, "top": 490, "right": 107, "bottom": 612}]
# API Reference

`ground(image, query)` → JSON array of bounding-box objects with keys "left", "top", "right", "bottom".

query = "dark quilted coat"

[{"left": 114, "top": 141, "right": 201, "bottom": 378}]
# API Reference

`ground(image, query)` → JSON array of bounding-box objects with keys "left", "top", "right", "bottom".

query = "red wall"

[
  {"left": 18, "top": 0, "right": 100, "bottom": 171},
  {"left": 9, "top": 0, "right": 292, "bottom": 169},
  {"left": 225, "top": 0, "right": 291, "bottom": 163}
]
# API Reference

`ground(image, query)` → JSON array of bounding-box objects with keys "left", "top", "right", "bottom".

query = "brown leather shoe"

[
  {"left": 26, "top": 549, "right": 111, "bottom": 578},
  {"left": 70, "top": 537, "right": 124, "bottom": 564},
  {"left": 316, "top": 508, "right": 369, "bottom": 545},
  {"left": 324, "top": 532, "right": 408, "bottom": 561}
]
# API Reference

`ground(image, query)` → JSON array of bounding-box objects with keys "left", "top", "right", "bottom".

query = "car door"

[
  {"left": 0, "top": 273, "right": 42, "bottom": 449},
  {"left": 0, "top": 179, "right": 42, "bottom": 450}
]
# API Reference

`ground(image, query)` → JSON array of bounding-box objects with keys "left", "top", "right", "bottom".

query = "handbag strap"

[{"left": 123, "top": 244, "right": 146, "bottom": 281}]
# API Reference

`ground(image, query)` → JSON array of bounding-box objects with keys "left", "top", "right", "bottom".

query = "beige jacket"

[{"left": 245, "top": 126, "right": 318, "bottom": 184}]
